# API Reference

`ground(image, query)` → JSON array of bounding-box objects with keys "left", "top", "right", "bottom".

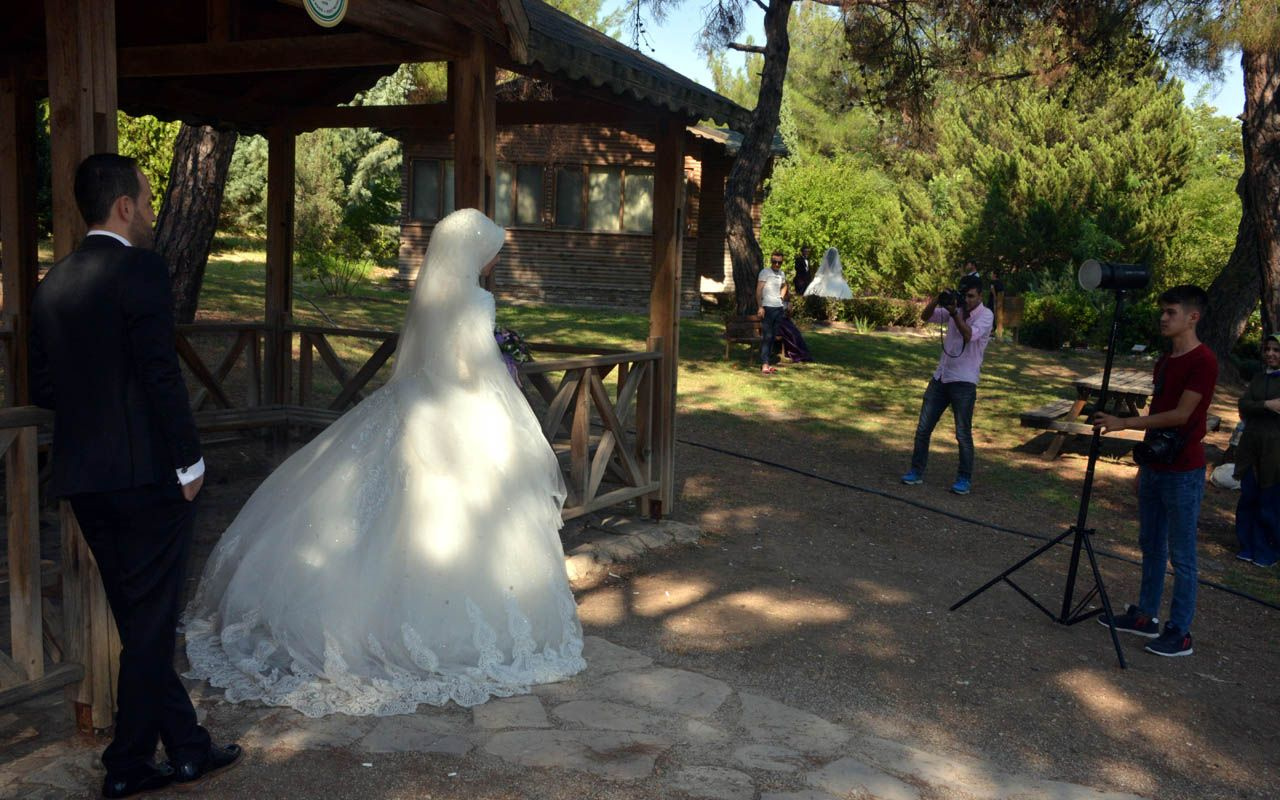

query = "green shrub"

[
  {"left": 299, "top": 250, "right": 374, "bottom": 296},
  {"left": 1020, "top": 291, "right": 1100, "bottom": 350}
]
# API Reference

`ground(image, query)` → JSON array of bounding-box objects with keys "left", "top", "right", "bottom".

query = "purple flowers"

[{"left": 494, "top": 326, "right": 533, "bottom": 385}]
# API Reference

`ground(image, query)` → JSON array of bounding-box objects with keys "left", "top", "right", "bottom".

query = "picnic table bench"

[
  {"left": 723, "top": 315, "right": 780, "bottom": 359},
  {"left": 1021, "top": 368, "right": 1220, "bottom": 459}
]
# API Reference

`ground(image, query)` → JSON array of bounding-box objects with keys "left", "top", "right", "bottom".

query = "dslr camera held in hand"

[{"left": 938, "top": 288, "right": 963, "bottom": 310}]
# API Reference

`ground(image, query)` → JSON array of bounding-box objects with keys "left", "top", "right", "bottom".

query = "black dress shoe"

[
  {"left": 101, "top": 762, "right": 176, "bottom": 798},
  {"left": 170, "top": 742, "right": 243, "bottom": 785}
]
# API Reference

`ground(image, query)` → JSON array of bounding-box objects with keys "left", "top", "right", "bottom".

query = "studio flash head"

[{"left": 1078, "top": 259, "right": 1149, "bottom": 292}]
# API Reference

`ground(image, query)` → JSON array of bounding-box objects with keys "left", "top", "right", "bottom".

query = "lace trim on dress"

[{"left": 184, "top": 584, "right": 585, "bottom": 718}]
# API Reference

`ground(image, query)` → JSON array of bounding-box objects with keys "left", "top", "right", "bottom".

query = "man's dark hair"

[
  {"left": 74, "top": 153, "right": 141, "bottom": 226},
  {"left": 1158, "top": 284, "right": 1209, "bottom": 315},
  {"left": 958, "top": 274, "right": 983, "bottom": 293}
]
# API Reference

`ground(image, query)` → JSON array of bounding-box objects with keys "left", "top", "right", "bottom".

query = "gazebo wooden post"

[
  {"left": 449, "top": 32, "right": 497, "bottom": 218},
  {"left": 642, "top": 115, "right": 686, "bottom": 517},
  {"left": 0, "top": 71, "right": 39, "bottom": 407},
  {"left": 264, "top": 125, "right": 296, "bottom": 443},
  {"left": 45, "top": 0, "right": 122, "bottom": 732}
]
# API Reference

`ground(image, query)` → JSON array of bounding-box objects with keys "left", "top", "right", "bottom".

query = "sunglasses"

[{"left": 770, "top": 259, "right": 783, "bottom": 265}]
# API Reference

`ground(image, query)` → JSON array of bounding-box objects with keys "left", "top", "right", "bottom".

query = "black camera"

[{"left": 938, "top": 288, "right": 962, "bottom": 309}]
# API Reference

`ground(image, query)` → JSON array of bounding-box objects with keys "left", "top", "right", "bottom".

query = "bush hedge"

[{"left": 787, "top": 295, "right": 925, "bottom": 328}]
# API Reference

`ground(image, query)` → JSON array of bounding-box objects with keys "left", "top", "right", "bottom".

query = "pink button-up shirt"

[{"left": 929, "top": 303, "right": 994, "bottom": 385}]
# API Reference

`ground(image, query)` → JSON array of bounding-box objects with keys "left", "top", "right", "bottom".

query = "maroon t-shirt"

[{"left": 1148, "top": 343, "right": 1218, "bottom": 472}]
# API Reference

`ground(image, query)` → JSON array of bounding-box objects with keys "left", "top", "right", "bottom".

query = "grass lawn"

[{"left": 181, "top": 244, "right": 1276, "bottom": 607}]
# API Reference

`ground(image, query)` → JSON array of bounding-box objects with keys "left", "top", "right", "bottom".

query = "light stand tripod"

[{"left": 951, "top": 285, "right": 1136, "bottom": 669}]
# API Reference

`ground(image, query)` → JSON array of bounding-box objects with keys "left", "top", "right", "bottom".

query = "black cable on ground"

[{"left": 677, "top": 435, "right": 1280, "bottom": 613}]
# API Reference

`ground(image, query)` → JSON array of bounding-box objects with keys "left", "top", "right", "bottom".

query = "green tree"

[
  {"left": 116, "top": 112, "right": 180, "bottom": 214},
  {"left": 707, "top": 39, "right": 762, "bottom": 109},
  {"left": 761, "top": 153, "right": 938, "bottom": 294},
  {"left": 920, "top": 46, "right": 1195, "bottom": 290},
  {"left": 1165, "top": 102, "right": 1244, "bottom": 290}
]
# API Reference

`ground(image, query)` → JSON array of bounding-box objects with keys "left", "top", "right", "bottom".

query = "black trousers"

[{"left": 69, "top": 483, "right": 211, "bottom": 778}]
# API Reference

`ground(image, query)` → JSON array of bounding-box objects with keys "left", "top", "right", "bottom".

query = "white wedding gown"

[
  {"left": 804, "top": 247, "right": 854, "bottom": 299},
  {"left": 184, "top": 209, "right": 586, "bottom": 717}
]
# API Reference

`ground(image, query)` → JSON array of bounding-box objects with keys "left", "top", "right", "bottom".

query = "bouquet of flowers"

[{"left": 494, "top": 325, "right": 533, "bottom": 385}]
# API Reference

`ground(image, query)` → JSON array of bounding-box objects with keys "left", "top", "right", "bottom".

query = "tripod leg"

[
  {"left": 1078, "top": 529, "right": 1127, "bottom": 669},
  {"left": 950, "top": 527, "right": 1077, "bottom": 612},
  {"left": 1058, "top": 528, "right": 1087, "bottom": 622}
]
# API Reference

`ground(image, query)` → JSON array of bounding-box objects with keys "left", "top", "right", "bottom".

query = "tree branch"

[{"left": 728, "top": 41, "right": 767, "bottom": 54}]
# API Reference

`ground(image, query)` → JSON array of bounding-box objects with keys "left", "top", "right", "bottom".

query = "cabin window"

[
  {"left": 410, "top": 159, "right": 454, "bottom": 221},
  {"left": 495, "top": 163, "right": 544, "bottom": 227},
  {"left": 555, "top": 166, "right": 654, "bottom": 233},
  {"left": 623, "top": 171, "right": 654, "bottom": 232},
  {"left": 554, "top": 167, "right": 585, "bottom": 229}
]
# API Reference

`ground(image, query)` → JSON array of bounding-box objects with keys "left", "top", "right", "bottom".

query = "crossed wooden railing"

[
  {"left": 519, "top": 342, "right": 661, "bottom": 519},
  {"left": 171, "top": 323, "right": 663, "bottom": 518}
]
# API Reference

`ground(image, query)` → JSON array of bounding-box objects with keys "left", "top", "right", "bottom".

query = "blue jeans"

[
  {"left": 760, "top": 306, "right": 785, "bottom": 365},
  {"left": 1137, "top": 467, "right": 1203, "bottom": 633},
  {"left": 909, "top": 378, "right": 976, "bottom": 480},
  {"left": 1235, "top": 469, "right": 1280, "bottom": 563}
]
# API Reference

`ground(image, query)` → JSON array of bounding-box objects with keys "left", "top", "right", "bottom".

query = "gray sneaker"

[{"left": 1098, "top": 604, "right": 1160, "bottom": 638}]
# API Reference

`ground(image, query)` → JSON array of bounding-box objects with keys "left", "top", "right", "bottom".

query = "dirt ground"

[
  {"left": 6, "top": 356, "right": 1278, "bottom": 799},
  {"left": 595, "top": 399, "right": 1277, "bottom": 800},
  {"left": 177, "top": 383, "right": 1277, "bottom": 800}
]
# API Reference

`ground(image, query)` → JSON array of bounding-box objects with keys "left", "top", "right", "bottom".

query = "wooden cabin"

[{"left": 398, "top": 123, "right": 773, "bottom": 312}]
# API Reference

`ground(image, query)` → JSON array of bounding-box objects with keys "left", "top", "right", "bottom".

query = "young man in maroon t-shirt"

[{"left": 1093, "top": 285, "right": 1217, "bottom": 657}]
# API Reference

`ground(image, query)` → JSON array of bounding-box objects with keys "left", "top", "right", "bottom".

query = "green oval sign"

[{"left": 304, "top": 0, "right": 347, "bottom": 28}]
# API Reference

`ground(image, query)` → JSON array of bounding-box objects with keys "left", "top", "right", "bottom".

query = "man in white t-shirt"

[{"left": 756, "top": 250, "right": 789, "bottom": 375}]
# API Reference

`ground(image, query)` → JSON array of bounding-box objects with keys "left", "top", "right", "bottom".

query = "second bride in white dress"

[
  {"left": 804, "top": 247, "right": 854, "bottom": 299},
  {"left": 184, "top": 209, "right": 586, "bottom": 718}
]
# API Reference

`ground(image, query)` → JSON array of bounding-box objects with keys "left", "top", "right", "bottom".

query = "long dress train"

[{"left": 183, "top": 209, "right": 586, "bottom": 717}]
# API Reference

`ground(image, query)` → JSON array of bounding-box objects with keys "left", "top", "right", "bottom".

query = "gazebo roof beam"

[
  {"left": 116, "top": 33, "right": 453, "bottom": 78},
  {"left": 273, "top": 0, "right": 468, "bottom": 51},
  {"left": 287, "top": 99, "right": 674, "bottom": 134}
]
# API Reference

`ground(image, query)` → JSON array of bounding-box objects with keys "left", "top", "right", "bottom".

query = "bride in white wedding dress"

[
  {"left": 184, "top": 209, "right": 586, "bottom": 717},
  {"left": 804, "top": 247, "right": 853, "bottom": 299}
]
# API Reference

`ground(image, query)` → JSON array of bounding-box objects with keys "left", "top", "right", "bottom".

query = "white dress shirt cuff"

[{"left": 177, "top": 457, "right": 205, "bottom": 486}]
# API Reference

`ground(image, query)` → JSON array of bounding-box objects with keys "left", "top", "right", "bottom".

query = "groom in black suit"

[{"left": 30, "top": 154, "right": 240, "bottom": 798}]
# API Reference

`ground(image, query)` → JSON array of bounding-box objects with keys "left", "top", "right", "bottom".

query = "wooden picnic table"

[
  {"left": 1021, "top": 367, "right": 1223, "bottom": 460},
  {"left": 1072, "top": 368, "right": 1154, "bottom": 417},
  {"left": 1021, "top": 368, "right": 1153, "bottom": 459}
]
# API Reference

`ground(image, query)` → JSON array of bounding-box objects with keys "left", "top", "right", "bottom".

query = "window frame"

[
  {"left": 408, "top": 157, "right": 454, "bottom": 222},
  {"left": 495, "top": 162, "right": 546, "bottom": 229},
  {"left": 554, "top": 164, "right": 656, "bottom": 234}
]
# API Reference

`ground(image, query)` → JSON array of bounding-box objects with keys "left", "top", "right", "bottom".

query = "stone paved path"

[{"left": 0, "top": 636, "right": 1148, "bottom": 800}]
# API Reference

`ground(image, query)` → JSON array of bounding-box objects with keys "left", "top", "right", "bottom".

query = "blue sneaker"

[
  {"left": 901, "top": 470, "right": 924, "bottom": 485},
  {"left": 950, "top": 477, "right": 971, "bottom": 495}
]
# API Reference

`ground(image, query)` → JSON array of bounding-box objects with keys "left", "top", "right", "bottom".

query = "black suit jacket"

[
  {"left": 30, "top": 235, "right": 200, "bottom": 497},
  {"left": 793, "top": 254, "right": 812, "bottom": 296}
]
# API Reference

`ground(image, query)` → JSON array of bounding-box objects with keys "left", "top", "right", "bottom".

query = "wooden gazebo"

[{"left": 0, "top": 0, "right": 748, "bottom": 730}]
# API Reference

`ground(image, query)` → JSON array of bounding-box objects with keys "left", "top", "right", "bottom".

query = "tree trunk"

[
  {"left": 727, "top": 0, "right": 792, "bottom": 316},
  {"left": 155, "top": 124, "right": 237, "bottom": 323},
  {"left": 1201, "top": 180, "right": 1259, "bottom": 374},
  {"left": 1241, "top": 49, "right": 1280, "bottom": 335}
]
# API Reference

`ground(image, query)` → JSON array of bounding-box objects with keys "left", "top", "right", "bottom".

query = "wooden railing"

[
  {"left": 0, "top": 406, "right": 112, "bottom": 730},
  {"left": 166, "top": 323, "right": 665, "bottom": 519},
  {"left": 519, "top": 340, "right": 661, "bottom": 520}
]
